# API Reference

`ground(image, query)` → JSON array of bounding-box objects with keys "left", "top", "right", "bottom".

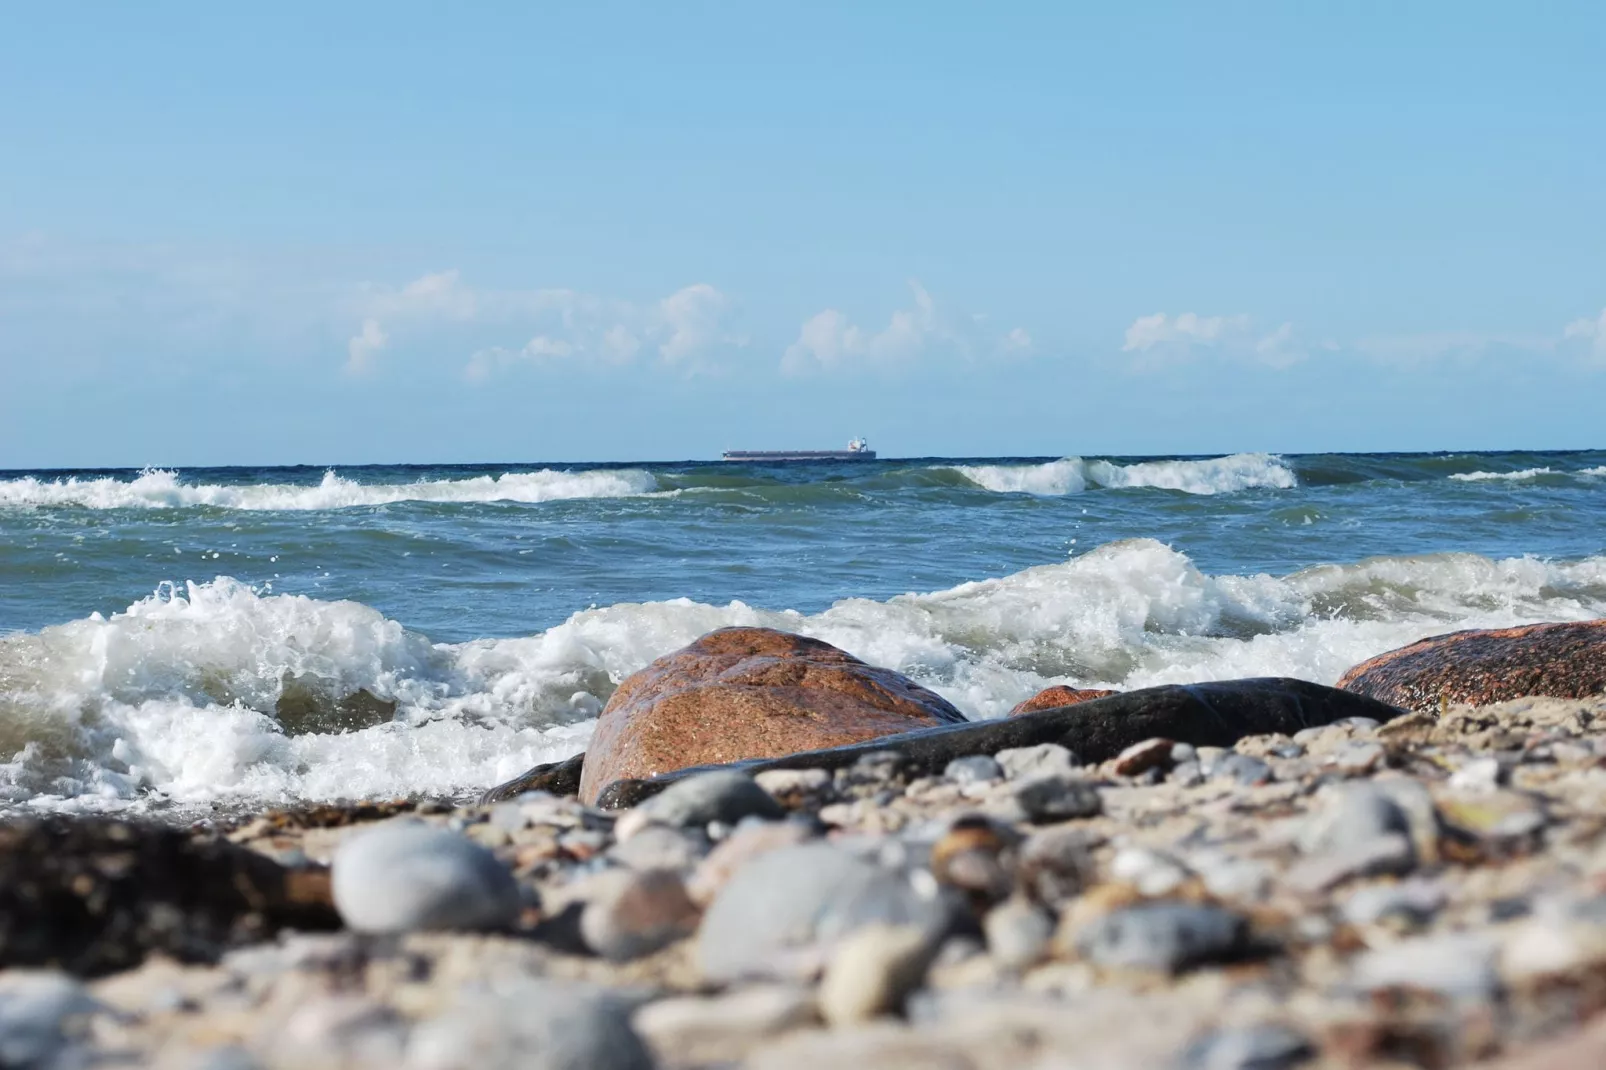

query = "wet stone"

[
  {"left": 944, "top": 755, "right": 1004, "bottom": 785},
  {"left": 332, "top": 821, "right": 520, "bottom": 934},
  {"left": 1076, "top": 902, "right": 1250, "bottom": 974},
  {"left": 1014, "top": 775, "right": 1102, "bottom": 823},
  {"left": 622, "top": 770, "right": 785, "bottom": 836}
]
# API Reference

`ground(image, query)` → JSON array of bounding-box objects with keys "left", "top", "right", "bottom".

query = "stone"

[
  {"left": 697, "top": 843, "right": 949, "bottom": 984},
  {"left": 1286, "top": 834, "right": 1415, "bottom": 894},
  {"left": 1348, "top": 932, "right": 1500, "bottom": 1001},
  {"left": 1112, "top": 737, "right": 1175, "bottom": 776},
  {"left": 1177, "top": 1023, "right": 1315, "bottom": 1070},
  {"left": 944, "top": 755, "right": 1004, "bottom": 785},
  {"left": 632, "top": 986, "right": 816, "bottom": 1064},
  {"left": 1014, "top": 774, "right": 1102, "bottom": 823},
  {"left": 618, "top": 770, "right": 785, "bottom": 837},
  {"left": 577, "top": 627, "right": 968, "bottom": 802},
  {"left": 479, "top": 751, "right": 587, "bottom": 805},
  {"left": 580, "top": 869, "right": 701, "bottom": 962},
  {"left": 1009, "top": 685, "right": 1120, "bottom": 715},
  {"left": 1336, "top": 619, "right": 1606, "bottom": 714},
  {"left": 930, "top": 817, "right": 1019, "bottom": 911},
  {"left": 686, "top": 819, "right": 819, "bottom": 906},
  {"left": 818, "top": 924, "right": 936, "bottom": 1025},
  {"left": 1298, "top": 784, "right": 1415, "bottom": 857},
  {"left": 1213, "top": 753, "right": 1273, "bottom": 785},
  {"left": 331, "top": 821, "right": 520, "bottom": 934},
  {"left": 1341, "top": 879, "right": 1446, "bottom": 928},
  {"left": 1436, "top": 790, "right": 1549, "bottom": 843},
  {"left": 1447, "top": 756, "right": 1505, "bottom": 791},
  {"left": 1327, "top": 740, "right": 1386, "bottom": 775},
  {"left": 607, "top": 825, "right": 709, "bottom": 872},
  {"left": 754, "top": 768, "right": 834, "bottom": 808},
  {"left": 0, "top": 972, "right": 100, "bottom": 1068},
  {"left": 995, "top": 743, "right": 1079, "bottom": 781},
  {"left": 1111, "top": 847, "right": 1191, "bottom": 897},
  {"left": 1016, "top": 826, "right": 1098, "bottom": 906},
  {"left": 1076, "top": 902, "right": 1249, "bottom": 973},
  {"left": 983, "top": 898, "right": 1054, "bottom": 970},
  {"left": 406, "top": 980, "right": 654, "bottom": 1070}
]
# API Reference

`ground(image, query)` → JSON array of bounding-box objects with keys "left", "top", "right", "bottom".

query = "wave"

[
  {"left": 951, "top": 453, "right": 1298, "bottom": 496},
  {"left": 1448, "top": 468, "right": 1557, "bottom": 483},
  {"left": 4, "top": 540, "right": 1604, "bottom": 810},
  {"left": 0, "top": 468, "right": 659, "bottom": 510}
]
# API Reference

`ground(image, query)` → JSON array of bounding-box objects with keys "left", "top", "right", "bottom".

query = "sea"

[{"left": 2, "top": 450, "right": 1603, "bottom": 816}]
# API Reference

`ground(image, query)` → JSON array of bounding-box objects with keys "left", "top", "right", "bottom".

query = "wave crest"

[{"left": 952, "top": 453, "right": 1297, "bottom": 496}]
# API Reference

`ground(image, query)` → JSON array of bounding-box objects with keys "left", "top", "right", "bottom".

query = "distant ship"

[{"left": 722, "top": 437, "right": 877, "bottom": 462}]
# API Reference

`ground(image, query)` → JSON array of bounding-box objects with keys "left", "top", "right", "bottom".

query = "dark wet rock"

[
  {"left": 1014, "top": 774, "right": 1102, "bottom": 823},
  {"left": 1177, "top": 1023, "right": 1315, "bottom": 1070},
  {"left": 0, "top": 818, "right": 338, "bottom": 976},
  {"left": 1077, "top": 902, "right": 1251, "bottom": 973},
  {"left": 1337, "top": 619, "right": 1606, "bottom": 714},
  {"left": 697, "top": 842, "right": 951, "bottom": 984},
  {"left": 1009, "top": 685, "right": 1120, "bottom": 715},
  {"left": 576, "top": 627, "right": 967, "bottom": 803},
  {"left": 597, "top": 678, "right": 1403, "bottom": 809},
  {"left": 479, "top": 752, "right": 586, "bottom": 805}
]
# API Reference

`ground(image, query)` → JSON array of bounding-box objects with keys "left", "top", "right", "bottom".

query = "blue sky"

[{"left": 2, "top": 2, "right": 1603, "bottom": 467}]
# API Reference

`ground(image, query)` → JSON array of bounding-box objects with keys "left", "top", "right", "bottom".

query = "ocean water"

[{"left": 2, "top": 450, "right": 1604, "bottom": 815}]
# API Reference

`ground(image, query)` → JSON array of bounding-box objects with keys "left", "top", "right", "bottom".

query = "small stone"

[
  {"left": 818, "top": 924, "right": 936, "bottom": 1025},
  {"left": 1447, "top": 756, "right": 1504, "bottom": 792},
  {"left": 1334, "top": 716, "right": 1382, "bottom": 731},
  {"left": 1178, "top": 1023, "right": 1315, "bottom": 1070},
  {"left": 332, "top": 821, "right": 520, "bottom": 934},
  {"left": 944, "top": 755, "right": 1004, "bottom": 785},
  {"left": 486, "top": 802, "right": 531, "bottom": 832},
  {"left": 1170, "top": 742, "right": 1198, "bottom": 764},
  {"left": 1189, "top": 851, "right": 1273, "bottom": 903},
  {"left": 1113, "top": 738, "right": 1174, "bottom": 777},
  {"left": 1329, "top": 741, "right": 1386, "bottom": 774},
  {"left": 632, "top": 986, "right": 816, "bottom": 1064},
  {"left": 1349, "top": 932, "right": 1499, "bottom": 1001},
  {"left": 1268, "top": 741, "right": 1305, "bottom": 759},
  {"left": 1298, "top": 785, "right": 1413, "bottom": 856},
  {"left": 1213, "top": 753, "right": 1272, "bottom": 786},
  {"left": 698, "top": 843, "right": 949, "bottom": 984},
  {"left": 837, "top": 750, "right": 907, "bottom": 789},
  {"left": 406, "top": 980, "right": 654, "bottom": 1070},
  {"left": 983, "top": 898, "right": 1054, "bottom": 971},
  {"left": 1076, "top": 902, "right": 1249, "bottom": 973},
  {"left": 995, "top": 743, "right": 1079, "bottom": 781},
  {"left": 0, "top": 972, "right": 100, "bottom": 1069},
  {"left": 1111, "top": 847, "right": 1191, "bottom": 897},
  {"left": 608, "top": 825, "right": 708, "bottom": 872},
  {"left": 1016, "top": 826, "right": 1098, "bottom": 906},
  {"left": 465, "top": 823, "right": 512, "bottom": 849},
  {"left": 1171, "top": 761, "right": 1205, "bottom": 787},
  {"left": 622, "top": 770, "right": 784, "bottom": 838},
  {"left": 686, "top": 819, "right": 818, "bottom": 906},
  {"left": 1286, "top": 833, "right": 1415, "bottom": 894},
  {"left": 1436, "top": 790, "right": 1548, "bottom": 842},
  {"left": 1195, "top": 746, "right": 1228, "bottom": 773},
  {"left": 930, "top": 816, "right": 1018, "bottom": 910},
  {"left": 580, "top": 868, "right": 701, "bottom": 962},
  {"left": 1341, "top": 879, "right": 1446, "bottom": 928},
  {"left": 754, "top": 768, "right": 833, "bottom": 808},
  {"left": 1014, "top": 775, "right": 1102, "bottom": 823}
]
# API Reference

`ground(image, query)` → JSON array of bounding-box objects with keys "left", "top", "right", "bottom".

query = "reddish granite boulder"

[
  {"left": 1009, "top": 685, "right": 1120, "bottom": 716},
  {"left": 1336, "top": 619, "right": 1606, "bottom": 715},
  {"left": 577, "top": 627, "right": 968, "bottom": 803}
]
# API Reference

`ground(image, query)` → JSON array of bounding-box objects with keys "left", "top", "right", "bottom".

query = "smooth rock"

[
  {"left": 754, "top": 768, "right": 834, "bottom": 808},
  {"left": 818, "top": 924, "right": 936, "bottom": 1025},
  {"left": 577, "top": 627, "right": 967, "bottom": 802},
  {"left": 944, "top": 755, "right": 1004, "bottom": 785},
  {"left": 0, "top": 972, "right": 100, "bottom": 1068},
  {"left": 1113, "top": 737, "right": 1175, "bottom": 777},
  {"left": 1016, "top": 826, "right": 1098, "bottom": 906},
  {"left": 406, "top": 980, "right": 654, "bottom": 1070},
  {"left": 332, "top": 822, "right": 520, "bottom": 934},
  {"left": 619, "top": 770, "right": 784, "bottom": 837},
  {"left": 1076, "top": 902, "right": 1249, "bottom": 973},
  {"left": 607, "top": 825, "right": 708, "bottom": 872},
  {"left": 686, "top": 819, "right": 818, "bottom": 906},
  {"left": 1337, "top": 619, "right": 1606, "bottom": 713},
  {"left": 1009, "top": 685, "right": 1120, "bottom": 715},
  {"left": 995, "top": 743, "right": 1079, "bottom": 781},
  {"left": 1286, "top": 833, "right": 1415, "bottom": 893},
  {"left": 1348, "top": 932, "right": 1500, "bottom": 1001},
  {"left": 697, "top": 843, "right": 949, "bottom": 984},
  {"left": 1014, "top": 774, "right": 1102, "bottom": 823},
  {"left": 930, "top": 817, "right": 1018, "bottom": 910},
  {"left": 1341, "top": 879, "right": 1446, "bottom": 927},
  {"left": 1213, "top": 753, "right": 1273, "bottom": 786},
  {"left": 580, "top": 869, "right": 701, "bottom": 962},
  {"left": 1328, "top": 740, "right": 1386, "bottom": 775},
  {"left": 1111, "top": 847, "right": 1191, "bottom": 897},
  {"left": 983, "top": 898, "right": 1054, "bottom": 970},
  {"left": 1298, "top": 785, "right": 1414, "bottom": 857},
  {"left": 632, "top": 986, "right": 816, "bottom": 1064},
  {"left": 1448, "top": 756, "right": 1505, "bottom": 791},
  {"left": 1177, "top": 1023, "right": 1315, "bottom": 1070}
]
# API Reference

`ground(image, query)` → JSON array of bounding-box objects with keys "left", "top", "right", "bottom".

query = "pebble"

[
  {"left": 1075, "top": 902, "right": 1249, "bottom": 973},
  {"left": 1189, "top": 851, "right": 1273, "bottom": 903},
  {"left": 1285, "top": 833, "right": 1415, "bottom": 893},
  {"left": 995, "top": 743, "right": 1079, "bottom": 781},
  {"left": 632, "top": 986, "right": 817, "bottom": 1064},
  {"left": 1111, "top": 847, "right": 1191, "bottom": 897},
  {"left": 686, "top": 819, "right": 818, "bottom": 906},
  {"left": 818, "top": 924, "right": 935, "bottom": 1025},
  {"left": 620, "top": 771, "right": 785, "bottom": 839},
  {"left": 607, "top": 825, "right": 708, "bottom": 872},
  {"left": 1297, "top": 784, "right": 1413, "bottom": 856},
  {"left": 1213, "top": 753, "right": 1272, "bottom": 786},
  {"left": 0, "top": 972, "right": 100, "bottom": 1069},
  {"left": 944, "top": 755, "right": 1004, "bottom": 785},
  {"left": 331, "top": 821, "right": 520, "bottom": 934},
  {"left": 1329, "top": 741, "right": 1386, "bottom": 775},
  {"left": 1016, "top": 825, "right": 1098, "bottom": 906},
  {"left": 1436, "top": 790, "right": 1549, "bottom": 842},
  {"left": 1014, "top": 774, "right": 1102, "bottom": 823},
  {"left": 1169, "top": 742, "right": 1198, "bottom": 764},
  {"left": 983, "top": 898, "right": 1055, "bottom": 971},
  {"left": 698, "top": 843, "right": 949, "bottom": 984},
  {"left": 1348, "top": 932, "right": 1500, "bottom": 1002},
  {"left": 754, "top": 768, "right": 834, "bottom": 808},
  {"left": 1113, "top": 738, "right": 1174, "bottom": 777},
  {"left": 1341, "top": 879, "right": 1447, "bottom": 928},
  {"left": 1448, "top": 756, "right": 1505, "bottom": 791},
  {"left": 1177, "top": 1023, "right": 1314, "bottom": 1070},
  {"left": 1170, "top": 761, "right": 1205, "bottom": 787},
  {"left": 580, "top": 868, "right": 702, "bottom": 962},
  {"left": 406, "top": 981, "right": 654, "bottom": 1070}
]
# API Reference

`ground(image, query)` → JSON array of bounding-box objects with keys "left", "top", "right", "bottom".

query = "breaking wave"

[
  {"left": 0, "top": 468, "right": 658, "bottom": 510},
  {"left": 1449, "top": 468, "right": 1557, "bottom": 483},
  {"left": 3, "top": 540, "right": 1604, "bottom": 811},
  {"left": 951, "top": 453, "right": 1298, "bottom": 496}
]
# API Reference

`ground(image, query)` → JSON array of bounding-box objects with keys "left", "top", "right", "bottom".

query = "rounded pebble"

[{"left": 332, "top": 821, "right": 520, "bottom": 934}]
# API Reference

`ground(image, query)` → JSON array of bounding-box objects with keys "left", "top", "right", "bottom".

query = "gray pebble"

[
  {"left": 1341, "top": 879, "right": 1446, "bottom": 927},
  {"left": 632, "top": 770, "right": 784, "bottom": 832},
  {"left": 1171, "top": 761, "right": 1205, "bottom": 787},
  {"left": 580, "top": 869, "right": 702, "bottom": 962},
  {"left": 332, "top": 821, "right": 520, "bottom": 934},
  {"left": 995, "top": 743, "right": 1079, "bottom": 781},
  {"left": 1015, "top": 774, "right": 1102, "bottom": 823},
  {"left": 406, "top": 981, "right": 654, "bottom": 1070},
  {"left": 945, "top": 754, "right": 1004, "bottom": 785},
  {"left": 1349, "top": 933, "right": 1500, "bottom": 1002},
  {"left": 983, "top": 898, "right": 1055, "bottom": 970},
  {"left": 1076, "top": 902, "right": 1249, "bottom": 973},
  {"left": 1299, "top": 784, "right": 1413, "bottom": 856},
  {"left": 1214, "top": 753, "right": 1272, "bottom": 786},
  {"left": 1169, "top": 742, "right": 1198, "bottom": 764},
  {"left": 1177, "top": 1023, "right": 1314, "bottom": 1070},
  {"left": 1286, "top": 833, "right": 1415, "bottom": 893},
  {"left": 0, "top": 972, "right": 100, "bottom": 1069},
  {"left": 608, "top": 825, "right": 709, "bottom": 872}
]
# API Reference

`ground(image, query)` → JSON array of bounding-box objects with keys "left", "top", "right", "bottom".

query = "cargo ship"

[{"left": 722, "top": 437, "right": 877, "bottom": 462}]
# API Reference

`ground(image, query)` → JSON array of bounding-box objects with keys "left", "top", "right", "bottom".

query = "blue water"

[{"left": 0, "top": 450, "right": 1603, "bottom": 811}]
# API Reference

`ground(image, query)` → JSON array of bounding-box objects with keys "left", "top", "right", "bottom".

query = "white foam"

[
  {"left": 0, "top": 467, "right": 658, "bottom": 510},
  {"left": 5, "top": 541, "right": 1604, "bottom": 811},
  {"left": 1579, "top": 466, "right": 1606, "bottom": 477},
  {"left": 952, "top": 453, "right": 1296, "bottom": 496},
  {"left": 1448, "top": 467, "right": 1555, "bottom": 482}
]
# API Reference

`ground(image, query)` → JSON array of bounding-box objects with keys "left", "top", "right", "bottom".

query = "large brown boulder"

[
  {"left": 577, "top": 627, "right": 967, "bottom": 803},
  {"left": 1336, "top": 619, "right": 1606, "bottom": 714},
  {"left": 1009, "top": 685, "right": 1119, "bottom": 716}
]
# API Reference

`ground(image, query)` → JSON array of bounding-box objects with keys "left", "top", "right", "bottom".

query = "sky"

[{"left": 2, "top": 2, "right": 1604, "bottom": 468}]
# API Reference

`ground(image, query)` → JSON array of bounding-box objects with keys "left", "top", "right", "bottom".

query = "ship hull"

[{"left": 721, "top": 450, "right": 878, "bottom": 462}]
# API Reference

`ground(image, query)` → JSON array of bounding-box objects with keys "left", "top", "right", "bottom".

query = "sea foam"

[
  {"left": 951, "top": 453, "right": 1297, "bottom": 496},
  {"left": 1448, "top": 468, "right": 1557, "bottom": 483},
  {"left": 0, "top": 467, "right": 658, "bottom": 510},
  {"left": 3, "top": 539, "right": 1603, "bottom": 811}
]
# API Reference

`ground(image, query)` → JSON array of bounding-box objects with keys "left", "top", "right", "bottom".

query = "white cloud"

[
  {"left": 344, "top": 318, "right": 387, "bottom": 375},
  {"left": 1122, "top": 312, "right": 1307, "bottom": 370},
  {"left": 657, "top": 284, "right": 738, "bottom": 368},
  {"left": 1564, "top": 308, "right": 1606, "bottom": 363},
  {"left": 782, "top": 281, "right": 1027, "bottom": 375}
]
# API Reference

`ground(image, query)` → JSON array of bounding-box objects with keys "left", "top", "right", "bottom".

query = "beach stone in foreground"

[
  {"left": 697, "top": 842, "right": 950, "bottom": 984},
  {"left": 332, "top": 822, "right": 520, "bottom": 934},
  {"left": 1009, "top": 685, "right": 1119, "bottom": 716},
  {"left": 1076, "top": 902, "right": 1250, "bottom": 973},
  {"left": 1337, "top": 619, "right": 1606, "bottom": 714},
  {"left": 618, "top": 769, "right": 783, "bottom": 837},
  {"left": 578, "top": 627, "right": 968, "bottom": 803},
  {"left": 407, "top": 980, "right": 655, "bottom": 1070}
]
